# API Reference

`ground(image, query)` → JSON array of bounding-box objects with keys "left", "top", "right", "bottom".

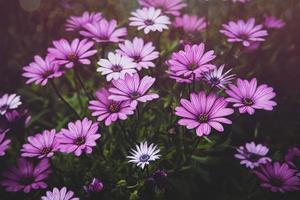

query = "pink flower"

[
  {"left": 202, "top": 65, "right": 235, "bottom": 89},
  {"left": 109, "top": 73, "right": 159, "bottom": 108},
  {"left": 0, "top": 93, "right": 22, "bottom": 115},
  {"left": 56, "top": 118, "right": 101, "bottom": 156},
  {"left": 0, "top": 158, "right": 51, "bottom": 193},
  {"left": 166, "top": 43, "right": 216, "bottom": 78},
  {"left": 220, "top": 18, "right": 268, "bottom": 47},
  {"left": 129, "top": 7, "right": 171, "bottom": 34},
  {"left": 41, "top": 187, "right": 79, "bottom": 200},
  {"left": 22, "top": 55, "right": 64, "bottom": 86},
  {"left": 65, "top": 11, "right": 103, "bottom": 31},
  {"left": 80, "top": 19, "right": 127, "bottom": 43},
  {"left": 21, "top": 129, "right": 60, "bottom": 158},
  {"left": 0, "top": 129, "right": 11, "bottom": 156},
  {"left": 173, "top": 14, "right": 207, "bottom": 33},
  {"left": 175, "top": 92, "right": 234, "bottom": 136},
  {"left": 284, "top": 147, "right": 300, "bottom": 169},
  {"left": 225, "top": 78, "right": 277, "bottom": 115},
  {"left": 88, "top": 88, "right": 135, "bottom": 126},
  {"left": 116, "top": 37, "right": 159, "bottom": 71},
  {"left": 138, "top": 0, "right": 186, "bottom": 16},
  {"left": 47, "top": 38, "right": 97, "bottom": 69},
  {"left": 264, "top": 15, "right": 285, "bottom": 29}
]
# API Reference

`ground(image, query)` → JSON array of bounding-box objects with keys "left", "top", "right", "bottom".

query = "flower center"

[
  {"left": 132, "top": 55, "right": 142, "bottom": 63},
  {"left": 111, "top": 65, "right": 122, "bottom": 72},
  {"left": 67, "top": 53, "right": 78, "bottom": 62},
  {"left": 41, "top": 147, "right": 51, "bottom": 154},
  {"left": 130, "top": 91, "right": 140, "bottom": 99},
  {"left": 42, "top": 70, "right": 53, "bottom": 78},
  {"left": 198, "top": 114, "right": 208, "bottom": 122},
  {"left": 140, "top": 154, "right": 150, "bottom": 162},
  {"left": 210, "top": 77, "right": 220, "bottom": 86},
  {"left": 270, "top": 178, "right": 282, "bottom": 187},
  {"left": 75, "top": 136, "right": 85, "bottom": 145},
  {"left": 108, "top": 102, "right": 120, "bottom": 113},
  {"left": 243, "top": 98, "right": 254, "bottom": 106},
  {"left": 19, "top": 176, "right": 34, "bottom": 185},
  {"left": 0, "top": 104, "right": 8, "bottom": 112},
  {"left": 246, "top": 152, "right": 261, "bottom": 162},
  {"left": 144, "top": 19, "right": 154, "bottom": 26},
  {"left": 188, "top": 63, "right": 198, "bottom": 70},
  {"left": 239, "top": 33, "right": 249, "bottom": 40}
]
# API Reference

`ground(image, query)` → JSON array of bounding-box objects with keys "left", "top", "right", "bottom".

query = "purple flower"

[
  {"left": 0, "top": 93, "right": 22, "bottom": 115},
  {"left": 235, "top": 142, "right": 271, "bottom": 169},
  {"left": 47, "top": 38, "right": 97, "bottom": 69},
  {"left": 88, "top": 88, "right": 135, "bottom": 126},
  {"left": 138, "top": 0, "right": 186, "bottom": 16},
  {"left": 0, "top": 158, "right": 51, "bottom": 193},
  {"left": 264, "top": 15, "right": 285, "bottom": 29},
  {"left": 173, "top": 14, "right": 207, "bottom": 33},
  {"left": 109, "top": 73, "right": 159, "bottom": 108},
  {"left": 232, "top": 0, "right": 249, "bottom": 3},
  {"left": 166, "top": 69, "right": 196, "bottom": 83},
  {"left": 129, "top": 7, "right": 171, "bottom": 34},
  {"left": 242, "top": 41, "right": 261, "bottom": 53},
  {"left": 65, "top": 11, "right": 103, "bottom": 31},
  {"left": 254, "top": 162, "right": 300, "bottom": 193},
  {"left": 22, "top": 55, "right": 64, "bottom": 86},
  {"left": 84, "top": 178, "right": 104, "bottom": 193},
  {"left": 21, "top": 129, "right": 60, "bottom": 158},
  {"left": 285, "top": 147, "right": 300, "bottom": 169},
  {"left": 175, "top": 92, "right": 234, "bottom": 136},
  {"left": 0, "top": 129, "right": 11, "bottom": 156},
  {"left": 220, "top": 18, "right": 268, "bottom": 47},
  {"left": 41, "top": 187, "right": 79, "bottom": 200},
  {"left": 225, "top": 78, "right": 277, "bottom": 115},
  {"left": 166, "top": 43, "right": 216, "bottom": 79},
  {"left": 97, "top": 52, "right": 137, "bottom": 81},
  {"left": 202, "top": 65, "right": 235, "bottom": 89},
  {"left": 116, "top": 37, "right": 159, "bottom": 71},
  {"left": 80, "top": 19, "right": 127, "bottom": 43},
  {"left": 57, "top": 118, "right": 101, "bottom": 156}
]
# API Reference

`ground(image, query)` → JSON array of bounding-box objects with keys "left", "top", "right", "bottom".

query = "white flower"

[
  {"left": 203, "top": 65, "right": 235, "bottom": 89},
  {"left": 97, "top": 52, "right": 137, "bottom": 81},
  {"left": 41, "top": 187, "right": 79, "bottom": 200},
  {"left": 129, "top": 7, "right": 171, "bottom": 34},
  {"left": 127, "top": 141, "right": 160, "bottom": 169},
  {"left": 0, "top": 94, "right": 22, "bottom": 115}
]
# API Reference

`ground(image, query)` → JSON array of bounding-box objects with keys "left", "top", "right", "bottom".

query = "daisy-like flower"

[
  {"left": 220, "top": 18, "right": 268, "bottom": 47},
  {"left": 235, "top": 142, "right": 271, "bottom": 169},
  {"left": 254, "top": 162, "right": 300, "bottom": 193},
  {"left": 202, "top": 65, "right": 235, "bottom": 89},
  {"left": 88, "top": 88, "right": 135, "bottom": 126},
  {"left": 0, "top": 158, "right": 51, "bottom": 193},
  {"left": 166, "top": 69, "right": 195, "bottom": 83},
  {"left": 173, "top": 14, "right": 207, "bottom": 33},
  {"left": 116, "top": 37, "right": 159, "bottom": 71},
  {"left": 65, "top": 11, "right": 103, "bottom": 31},
  {"left": 97, "top": 52, "right": 137, "bottom": 81},
  {"left": 21, "top": 129, "right": 60, "bottom": 158},
  {"left": 47, "top": 38, "right": 97, "bottom": 69},
  {"left": 56, "top": 118, "right": 101, "bottom": 156},
  {"left": 109, "top": 73, "right": 159, "bottom": 108},
  {"left": 129, "top": 7, "right": 171, "bottom": 34},
  {"left": 41, "top": 187, "right": 79, "bottom": 200},
  {"left": 22, "top": 55, "right": 64, "bottom": 86},
  {"left": 0, "top": 93, "right": 22, "bottom": 115},
  {"left": 0, "top": 129, "right": 11, "bottom": 156},
  {"left": 285, "top": 147, "right": 300, "bottom": 169},
  {"left": 175, "top": 92, "right": 234, "bottom": 136},
  {"left": 166, "top": 43, "right": 216, "bottom": 78},
  {"left": 264, "top": 15, "right": 285, "bottom": 29},
  {"left": 80, "top": 19, "right": 127, "bottom": 43},
  {"left": 225, "top": 78, "right": 277, "bottom": 115},
  {"left": 127, "top": 141, "right": 160, "bottom": 169},
  {"left": 138, "top": 0, "right": 186, "bottom": 16},
  {"left": 84, "top": 178, "right": 104, "bottom": 193}
]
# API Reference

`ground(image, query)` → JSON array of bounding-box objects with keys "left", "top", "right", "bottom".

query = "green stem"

[{"left": 73, "top": 67, "right": 93, "bottom": 100}]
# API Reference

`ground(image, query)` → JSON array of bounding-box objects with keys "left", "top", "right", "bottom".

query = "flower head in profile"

[
  {"left": 220, "top": 18, "right": 268, "bottom": 47},
  {"left": 235, "top": 142, "right": 271, "bottom": 169},
  {"left": 21, "top": 129, "right": 59, "bottom": 158},
  {"left": 65, "top": 11, "right": 103, "bottom": 31},
  {"left": 202, "top": 65, "right": 235, "bottom": 89},
  {"left": 0, "top": 94, "right": 22, "bottom": 115},
  {"left": 41, "top": 187, "right": 79, "bottom": 200},
  {"left": 0, "top": 158, "right": 51, "bottom": 193},
  {"left": 285, "top": 147, "right": 300, "bottom": 169},
  {"left": 225, "top": 78, "right": 277, "bottom": 115},
  {"left": 22, "top": 55, "right": 64, "bottom": 86},
  {"left": 254, "top": 162, "right": 300, "bottom": 193},
  {"left": 173, "top": 14, "right": 207, "bottom": 33},
  {"left": 138, "top": 0, "right": 186, "bottom": 16},
  {"left": 109, "top": 73, "right": 159, "bottom": 108},
  {"left": 175, "top": 92, "right": 234, "bottom": 136},
  {"left": 80, "top": 19, "right": 127, "bottom": 43},
  {"left": 84, "top": 178, "right": 104, "bottom": 193},
  {"left": 127, "top": 141, "right": 160, "bottom": 169},
  {"left": 47, "top": 38, "right": 97, "bottom": 69},
  {"left": 0, "top": 129, "right": 11, "bottom": 156},
  {"left": 264, "top": 16, "right": 285, "bottom": 29},
  {"left": 97, "top": 52, "right": 137, "bottom": 81},
  {"left": 57, "top": 118, "right": 101, "bottom": 156},
  {"left": 129, "top": 7, "right": 171, "bottom": 34},
  {"left": 88, "top": 88, "right": 135, "bottom": 126},
  {"left": 166, "top": 43, "right": 216, "bottom": 78},
  {"left": 116, "top": 37, "right": 159, "bottom": 70}
]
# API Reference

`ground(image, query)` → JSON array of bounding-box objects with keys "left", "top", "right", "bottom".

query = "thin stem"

[
  {"left": 50, "top": 80, "right": 80, "bottom": 118},
  {"left": 192, "top": 73, "right": 196, "bottom": 92},
  {"left": 101, "top": 44, "right": 107, "bottom": 58},
  {"left": 73, "top": 67, "right": 93, "bottom": 100}
]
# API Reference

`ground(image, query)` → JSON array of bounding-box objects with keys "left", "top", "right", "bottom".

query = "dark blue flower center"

[
  {"left": 140, "top": 154, "right": 150, "bottom": 162},
  {"left": 198, "top": 114, "right": 208, "bottom": 122},
  {"left": 75, "top": 136, "right": 85, "bottom": 145},
  {"left": 144, "top": 19, "right": 154, "bottom": 26},
  {"left": 41, "top": 147, "right": 51, "bottom": 154},
  {"left": 243, "top": 98, "right": 254, "bottom": 106},
  {"left": 67, "top": 53, "right": 78, "bottom": 62},
  {"left": 189, "top": 63, "right": 198, "bottom": 70},
  {"left": 132, "top": 55, "right": 142, "bottom": 63},
  {"left": 108, "top": 103, "right": 120, "bottom": 113},
  {"left": 130, "top": 91, "right": 140, "bottom": 99},
  {"left": 210, "top": 77, "right": 220, "bottom": 86},
  {"left": 111, "top": 65, "right": 122, "bottom": 72},
  {"left": 0, "top": 104, "right": 8, "bottom": 113},
  {"left": 239, "top": 33, "right": 249, "bottom": 40},
  {"left": 19, "top": 177, "right": 34, "bottom": 185},
  {"left": 42, "top": 70, "right": 54, "bottom": 78}
]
